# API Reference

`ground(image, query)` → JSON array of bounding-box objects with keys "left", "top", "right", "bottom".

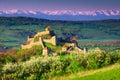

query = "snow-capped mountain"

[
  {"left": 0, "top": 10, "right": 120, "bottom": 20},
  {"left": 41, "top": 10, "right": 120, "bottom": 16}
]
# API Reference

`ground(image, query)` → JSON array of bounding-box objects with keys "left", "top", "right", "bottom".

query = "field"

[{"left": 0, "top": 17, "right": 120, "bottom": 51}]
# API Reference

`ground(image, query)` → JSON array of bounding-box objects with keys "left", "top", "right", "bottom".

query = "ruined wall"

[
  {"left": 27, "top": 38, "right": 34, "bottom": 44},
  {"left": 74, "top": 47, "right": 84, "bottom": 53},
  {"left": 21, "top": 37, "right": 44, "bottom": 49},
  {"left": 65, "top": 43, "right": 76, "bottom": 47},
  {"left": 34, "top": 31, "right": 50, "bottom": 37},
  {"left": 21, "top": 35, "right": 57, "bottom": 49},
  {"left": 43, "top": 36, "right": 56, "bottom": 45},
  {"left": 27, "top": 36, "right": 34, "bottom": 42},
  {"left": 21, "top": 27, "right": 57, "bottom": 49}
]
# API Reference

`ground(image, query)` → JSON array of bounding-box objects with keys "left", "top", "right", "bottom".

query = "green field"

[{"left": 0, "top": 17, "right": 120, "bottom": 49}]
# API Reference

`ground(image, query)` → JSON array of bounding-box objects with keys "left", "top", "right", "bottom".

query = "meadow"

[{"left": 0, "top": 17, "right": 120, "bottom": 51}]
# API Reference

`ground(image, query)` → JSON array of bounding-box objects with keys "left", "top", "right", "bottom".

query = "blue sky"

[{"left": 0, "top": 0, "right": 120, "bottom": 11}]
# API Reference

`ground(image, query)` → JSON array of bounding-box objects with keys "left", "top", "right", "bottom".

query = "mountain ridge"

[{"left": 0, "top": 10, "right": 120, "bottom": 20}]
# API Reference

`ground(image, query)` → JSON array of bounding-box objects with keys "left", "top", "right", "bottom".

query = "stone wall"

[
  {"left": 34, "top": 31, "right": 50, "bottom": 37},
  {"left": 65, "top": 43, "right": 76, "bottom": 47},
  {"left": 27, "top": 36, "right": 34, "bottom": 42},
  {"left": 21, "top": 36, "right": 56, "bottom": 49},
  {"left": 21, "top": 27, "right": 56, "bottom": 49},
  {"left": 21, "top": 37, "right": 44, "bottom": 49},
  {"left": 43, "top": 36, "right": 56, "bottom": 45},
  {"left": 74, "top": 47, "right": 84, "bottom": 54}
]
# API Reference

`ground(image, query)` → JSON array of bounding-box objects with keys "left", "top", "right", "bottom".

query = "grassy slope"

[
  {"left": 0, "top": 17, "right": 120, "bottom": 49},
  {"left": 52, "top": 63, "right": 120, "bottom": 80}
]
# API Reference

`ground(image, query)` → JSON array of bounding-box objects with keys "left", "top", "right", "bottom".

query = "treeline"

[
  {"left": 0, "top": 17, "right": 49, "bottom": 26},
  {"left": 0, "top": 16, "right": 120, "bottom": 26},
  {"left": 0, "top": 16, "right": 79, "bottom": 26}
]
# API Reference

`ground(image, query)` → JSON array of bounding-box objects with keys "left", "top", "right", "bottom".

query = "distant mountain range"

[{"left": 0, "top": 10, "right": 120, "bottom": 20}]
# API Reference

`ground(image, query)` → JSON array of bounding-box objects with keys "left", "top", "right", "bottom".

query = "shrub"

[
  {"left": 3, "top": 56, "right": 16, "bottom": 64},
  {"left": 16, "top": 45, "right": 43, "bottom": 61},
  {"left": 1, "top": 50, "right": 120, "bottom": 80}
]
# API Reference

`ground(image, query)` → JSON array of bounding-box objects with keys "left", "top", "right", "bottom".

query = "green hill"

[
  {"left": 52, "top": 63, "right": 120, "bottom": 80},
  {"left": 0, "top": 17, "right": 120, "bottom": 50}
]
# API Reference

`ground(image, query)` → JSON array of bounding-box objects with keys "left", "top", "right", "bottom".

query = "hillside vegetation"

[
  {"left": 53, "top": 63, "right": 120, "bottom": 80},
  {"left": 0, "top": 47, "right": 120, "bottom": 80}
]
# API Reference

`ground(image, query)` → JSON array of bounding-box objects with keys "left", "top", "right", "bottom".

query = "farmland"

[{"left": 0, "top": 17, "right": 120, "bottom": 51}]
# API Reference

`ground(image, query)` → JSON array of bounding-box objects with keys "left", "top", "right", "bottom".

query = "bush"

[
  {"left": 16, "top": 45, "right": 43, "bottom": 61},
  {"left": 1, "top": 51, "right": 120, "bottom": 80}
]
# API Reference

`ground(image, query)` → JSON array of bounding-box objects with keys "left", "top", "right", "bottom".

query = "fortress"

[
  {"left": 21, "top": 26, "right": 56, "bottom": 49},
  {"left": 21, "top": 26, "right": 86, "bottom": 55}
]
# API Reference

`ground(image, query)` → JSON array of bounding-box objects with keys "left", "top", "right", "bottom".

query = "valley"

[{"left": 0, "top": 17, "right": 120, "bottom": 52}]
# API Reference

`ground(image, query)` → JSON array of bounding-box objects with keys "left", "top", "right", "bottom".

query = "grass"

[
  {"left": 0, "top": 25, "right": 44, "bottom": 47},
  {"left": 52, "top": 63, "right": 120, "bottom": 80},
  {"left": 78, "top": 39, "right": 120, "bottom": 51},
  {"left": 45, "top": 42, "right": 62, "bottom": 51},
  {"left": 0, "top": 22, "right": 120, "bottom": 48}
]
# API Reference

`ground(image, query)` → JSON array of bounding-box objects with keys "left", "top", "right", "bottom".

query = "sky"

[{"left": 0, "top": 0, "right": 120, "bottom": 11}]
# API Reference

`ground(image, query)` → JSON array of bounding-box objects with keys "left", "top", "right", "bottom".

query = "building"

[
  {"left": 21, "top": 26, "right": 87, "bottom": 55},
  {"left": 62, "top": 45, "right": 67, "bottom": 52},
  {"left": 21, "top": 26, "right": 57, "bottom": 49},
  {"left": 43, "top": 47, "right": 49, "bottom": 56}
]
